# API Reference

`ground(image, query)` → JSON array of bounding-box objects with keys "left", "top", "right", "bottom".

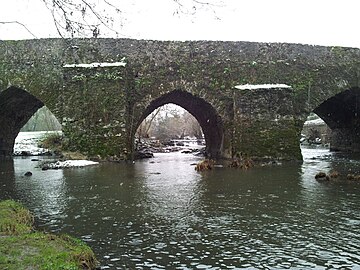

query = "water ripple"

[{"left": 1, "top": 149, "right": 360, "bottom": 268}]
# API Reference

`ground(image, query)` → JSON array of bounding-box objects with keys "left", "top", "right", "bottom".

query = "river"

[{"left": 1, "top": 135, "right": 360, "bottom": 269}]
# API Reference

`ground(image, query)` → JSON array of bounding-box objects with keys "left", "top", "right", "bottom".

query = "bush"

[
  {"left": 228, "top": 158, "right": 254, "bottom": 169},
  {"left": 195, "top": 159, "right": 215, "bottom": 172},
  {"left": 39, "top": 133, "right": 64, "bottom": 151}
]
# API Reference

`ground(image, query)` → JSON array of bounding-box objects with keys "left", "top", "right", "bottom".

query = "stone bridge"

[{"left": 1, "top": 38, "right": 360, "bottom": 161}]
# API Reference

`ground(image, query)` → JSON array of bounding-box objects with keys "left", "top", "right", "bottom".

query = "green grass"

[
  {"left": 0, "top": 200, "right": 98, "bottom": 269},
  {"left": 0, "top": 200, "right": 33, "bottom": 235}
]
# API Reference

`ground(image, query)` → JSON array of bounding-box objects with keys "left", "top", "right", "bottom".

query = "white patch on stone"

[
  {"left": 235, "top": 84, "right": 291, "bottom": 90},
  {"left": 46, "top": 160, "right": 99, "bottom": 169},
  {"left": 336, "top": 79, "right": 348, "bottom": 88},
  {"left": 63, "top": 58, "right": 126, "bottom": 68},
  {"left": 304, "top": 118, "right": 326, "bottom": 126},
  {"left": 60, "top": 160, "right": 98, "bottom": 167}
]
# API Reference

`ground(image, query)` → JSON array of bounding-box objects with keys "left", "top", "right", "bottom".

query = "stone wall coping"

[{"left": 234, "top": 84, "right": 291, "bottom": 90}]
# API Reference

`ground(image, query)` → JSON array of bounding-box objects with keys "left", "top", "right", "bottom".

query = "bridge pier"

[
  {"left": 330, "top": 128, "right": 360, "bottom": 152},
  {"left": 62, "top": 64, "right": 129, "bottom": 158},
  {"left": 232, "top": 85, "right": 303, "bottom": 161},
  {"left": 0, "top": 138, "right": 14, "bottom": 158}
]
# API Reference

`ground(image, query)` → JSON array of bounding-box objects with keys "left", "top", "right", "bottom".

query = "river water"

[{"left": 1, "top": 141, "right": 360, "bottom": 269}]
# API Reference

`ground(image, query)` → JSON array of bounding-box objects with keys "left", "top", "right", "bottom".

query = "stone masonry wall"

[
  {"left": 233, "top": 87, "right": 303, "bottom": 160},
  {"left": 62, "top": 65, "right": 128, "bottom": 158},
  {"left": 0, "top": 39, "right": 360, "bottom": 159}
]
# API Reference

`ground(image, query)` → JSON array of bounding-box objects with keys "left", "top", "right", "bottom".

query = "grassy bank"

[{"left": 0, "top": 200, "right": 98, "bottom": 270}]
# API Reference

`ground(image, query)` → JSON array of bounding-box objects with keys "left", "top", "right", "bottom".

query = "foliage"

[
  {"left": 39, "top": 132, "right": 64, "bottom": 151},
  {"left": 39, "top": 133, "right": 89, "bottom": 159},
  {"left": 0, "top": 233, "right": 98, "bottom": 269}
]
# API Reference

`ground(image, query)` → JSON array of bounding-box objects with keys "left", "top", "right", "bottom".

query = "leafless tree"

[
  {"left": 137, "top": 105, "right": 203, "bottom": 141},
  {"left": 1, "top": 0, "right": 224, "bottom": 38},
  {"left": 172, "top": 0, "right": 223, "bottom": 19},
  {"left": 136, "top": 107, "right": 162, "bottom": 139},
  {"left": 182, "top": 110, "right": 203, "bottom": 139},
  {"left": 20, "top": 106, "right": 62, "bottom": 131},
  {"left": 40, "top": 0, "right": 124, "bottom": 37}
]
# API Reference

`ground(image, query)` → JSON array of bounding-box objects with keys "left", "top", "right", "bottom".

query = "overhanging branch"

[{"left": 0, "top": 21, "right": 37, "bottom": 38}]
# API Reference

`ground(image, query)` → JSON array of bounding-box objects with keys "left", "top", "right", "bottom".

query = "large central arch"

[{"left": 136, "top": 90, "right": 224, "bottom": 158}]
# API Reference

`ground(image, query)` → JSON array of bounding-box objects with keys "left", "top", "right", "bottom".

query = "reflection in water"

[
  {"left": 0, "top": 159, "right": 16, "bottom": 199},
  {"left": 298, "top": 147, "right": 360, "bottom": 269},
  {"left": 0, "top": 148, "right": 360, "bottom": 268},
  {"left": 300, "top": 147, "right": 334, "bottom": 205},
  {"left": 9, "top": 158, "right": 67, "bottom": 229},
  {"left": 136, "top": 153, "right": 203, "bottom": 220}
]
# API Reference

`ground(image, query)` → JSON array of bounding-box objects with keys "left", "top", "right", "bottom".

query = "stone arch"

[
  {"left": 135, "top": 90, "right": 224, "bottom": 158},
  {"left": 0, "top": 86, "right": 44, "bottom": 157},
  {"left": 313, "top": 87, "right": 360, "bottom": 151}
]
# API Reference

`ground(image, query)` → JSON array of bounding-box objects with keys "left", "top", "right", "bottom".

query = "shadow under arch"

[
  {"left": 136, "top": 90, "right": 224, "bottom": 158},
  {"left": 313, "top": 87, "right": 360, "bottom": 152},
  {"left": 0, "top": 86, "right": 44, "bottom": 157}
]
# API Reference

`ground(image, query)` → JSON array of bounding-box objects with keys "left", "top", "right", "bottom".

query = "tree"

[
  {"left": 182, "top": 110, "right": 203, "bottom": 139},
  {"left": 136, "top": 104, "right": 203, "bottom": 141},
  {"left": 172, "top": 0, "right": 223, "bottom": 19},
  {"left": 20, "top": 106, "right": 62, "bottom": 132},
  {"left": 136, "top": 107, "right": 162, "bottom": 139},
  {"left": 41, "top": 0, "right": 122, "bottom": 37},
  {"left": 2, "top": 0, "right": 224, "bottom": 38}
]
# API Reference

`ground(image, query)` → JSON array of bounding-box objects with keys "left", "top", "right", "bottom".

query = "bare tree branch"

[
  {"left": 41, "top": 0, "right": 123, "bottom": 38},
  {"left": 172, "top": 0, "right": 224, "bottom": 18},
  {"left": 80, "top": 0, "right": 119, "bottom": 35},
  {"left": 3, "top": 0, "right": 223, "bottom": 39},
  {"left": 0, "top": 21, "right": 37, "bottom": 38}
]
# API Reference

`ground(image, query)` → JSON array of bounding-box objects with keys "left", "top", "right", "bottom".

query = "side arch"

[
  {"left": 135, "top": 90, "right": 224, "bottom": 158},
  {"left": 313, "top": 87, "right": 360, "bottom": 151},
  {"left": 0, "top": 86, "right": 44, "bottom": 157}
]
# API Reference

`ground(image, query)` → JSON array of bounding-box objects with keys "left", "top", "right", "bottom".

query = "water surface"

[{"left": 1, "top": 147, "right": 360, "bottom": 269}]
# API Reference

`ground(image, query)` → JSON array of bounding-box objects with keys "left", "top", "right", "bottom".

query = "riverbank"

[{"left": 0, "top": 200, "right": 98, "bottom": 269}]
